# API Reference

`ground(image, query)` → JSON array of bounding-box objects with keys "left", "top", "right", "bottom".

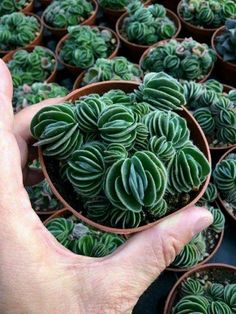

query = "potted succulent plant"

[
  {"left": 30, "top": 72, "right": 211, "bottom": 234},
  {"left": 44, "top": 209, "right": 126, "bottom": 256},
  {"left": 0, "top": 12, "right": 43, "bottom": 56},
  {"left": 164, "top": 263, "right": 236, "bottom": 313},
  {"left": 212, "top": 18, "right": 236, "bottom": 86},
  {"left": 56, "top": 25, "right": 120, "bottom": 75},
  {"left": 41, "top": 0, "right": 98, "bottom": 38},
  {"left": 140, "top": 38, "right": 216, "bottom": 82},
  {"left": 0, "top": 0, "right": 34, "bottom": 16},
  {"left": 213, "top": 147, "right": 236, "bottom": 222},
  {"left": 177, "top": 0, "right": 236, "bottom": 43},
  {"left": 13, "top": 82, "right": 68, "bottom": 112},
  {"left": 182, "top": 79, "right": 236, "bottom": 152},
  {"left": 73, "top": 57, "right": 143, "bottom": 89},
  {"left": 3, "top": 46, "right": 57, "bottom": 88},
  {"left": 116, "top": 1, "right": 181, "bottom": 62}
]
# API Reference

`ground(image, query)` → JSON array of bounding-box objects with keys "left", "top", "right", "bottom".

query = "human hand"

[{"left": 0, "top": 59, "right": 213, "bottom": 314}]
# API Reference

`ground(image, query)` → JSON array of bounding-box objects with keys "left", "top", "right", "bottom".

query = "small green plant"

[
  {"left": 0, "top": 12, "right": 40, "bottom": 51},
  {"left": 80, "top": 57, "right": 142, "bottom": 86},
  {"left": 59, "top": 25, "right": 117, "bottom": 68},
  {"left": 30, "top": 72, "right": 211, "bottom": 229},
  {"left": 198, "top": 182, "right": 218, "bottom": 205},
  {"left": 44, "top": 0, "right": 94, "bottom": 29},
  {"left": 141, "top": 38, "right": 216, "bottom": 81},
  {"left": 46, "top": 216, "right": 125, "bottom": 257},
  {"left": 215, "top": 18, "right": 236, "bottom": 62},
  {"left": 7, "top": 46, "right": 56, "bottom": 88},
  {"left": 13, "top": 82, "right": 68, "bottom": 112},
  {"left": 179, "top": 0, "right": 236, "bottom": 29},
  {"left": 98, "top": 0, "right": 129, "bottom": 10},
  {"left": 121, "top": 1, "right": 176, "bottom": 45},
  {"left": 0, "top": 0, "right": 30, "bottom": 16},
  {"left": 26, "top": 179, "right": 62, "bottom": 212}
]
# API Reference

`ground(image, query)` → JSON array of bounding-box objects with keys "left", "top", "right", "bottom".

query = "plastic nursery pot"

[
  {"left": 38, "top": 80, "right": 211, "bottom": 235},
  {"left": 164, "top": 263, "right": 236, "bottom": 313},
  {"left": 21, "top": 0, "right": 34, "bottom": 13},
  {"left": 177, "top": 1, "right": 218, "bottom": 44},
  {"left": 2, "top": 45, "right": 58, "bottom": 83},
  {"left": 162, "top": 0, "right": 180, "bottom": 13},
  {"left": 115, "top": 9, "right": 181, "bottom": 63},
  {"left": 139, "top": 38, "right": 214, "bottom": 83},
  {"left": 216, "top": 146, "right": 236, "bottom": 222},
  {"left": 212, "top": 26, "right": 236, "bottom": 87},
  {"left": 0, "top": 13, "right": 43, "bottom": 57},
  {"left": 41, "top": 0, "right": 98, "bottom": 39},
  {"left": 55, "top": 26, "right": 120, "bottom": 76}
]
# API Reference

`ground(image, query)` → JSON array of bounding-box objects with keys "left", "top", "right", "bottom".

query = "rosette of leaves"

[
  {"left": 7, "top": 47, "right": 56, "bottom": 88},
  {"left": 44, "top": 0, "right": 93, "bottom": 29},
  {"left": 0, "top": 0, "right": 29, "bottom": 16},
  {"left": 81, "top": 57, "right": 143, "bottom": 86},
  {"left": 13, "top": 82, "right": 68, "bottom": 112},
  {"left": 215, "top": 18, "right": 236, "bottom": 62},
  {"left": 46, "top": 216, "right": 125, "bottom": 257},
  {"left": 26, "top": 179, "right": 62, "bottom": 212},
  {"left": 121, "top": 1, "right": 176, "bottom": 45},
  {"left": 59, "top": 25, "right": 116, "bottom": 68},
  {"left": 98, "top": 0, "right": 128, "bottom": 10},
  {"left": 198, "top": 182, "right": 218, "bottom": 205},
  {"left": 141, "top": 38, "right": 216, "bottom": 81},
  {"left": 0, "top": 12, "right": 40, "bottom": 51},
  {"left": 179, "top": 0, "right": 236, "bottom": 29}
]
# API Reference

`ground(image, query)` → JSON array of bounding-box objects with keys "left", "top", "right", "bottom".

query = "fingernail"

[{"left": 193, "top": 209, "right": 213, "bottom": 235}]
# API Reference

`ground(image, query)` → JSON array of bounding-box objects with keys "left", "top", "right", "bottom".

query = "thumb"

[{"left": 107, "top": 206, "right": 213, "bottom": 297}]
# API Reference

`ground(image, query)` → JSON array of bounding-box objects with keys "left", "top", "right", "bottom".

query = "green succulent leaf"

[
  {"left": 98, "top": 0, "right": 128, "bottom": 10},
  {"left": 206, "top": 283, "right": 225, "bottom": 302},
  {"left": 208, "top": 206, "right": 225, "bottom": 233},
  {"left": 173, "top": 295, "right": 209, "bottom": 313},
  {"left": 199, "top": 182, "right": 218, "bottom": 205},
  {"left": 213, "top": 159, "right": 236, "bottom": 196},
  {"left": 0, "top": 0, "right": 29, "bottom": 16},
  {"left": 224, "top": 284, "right": 236, "bottom": 312},
  {"left": 46, "top": 217, "right": 74, "bottom": 247},
  {"left": 181, "top": 278, "right": 204, "bottom": 297}
]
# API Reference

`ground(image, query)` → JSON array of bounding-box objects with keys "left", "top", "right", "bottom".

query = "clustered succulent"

[
  {"left": 30, "top": 72, "right": 211, "bottom": 229},
  {"left": 44, "top": 0, "right": 94, "bottom": 29},
  {"left": 46, "top": 215, "right": 125, "bottom": 257},
  {"left": 214, "top": 152, "right": 236, "bottom": 215},
  {"left": 59, "top": 25, "right": 117, "bottom": 68},
  {"left": 26, "top": 179, "right": 62, "bottom": 212},
  {"left": 0, "top": 12, "right": 40, "bottom": 51},
  {"left": 215, "top": 18, "right": 236, "bottom": 62},
  {"left": 80, "top": 57, "right": 143, "bottom": 86},
  {"left": 179, "top": 0, "right": 236, "bottom": 29},
  {"left": 121, "top": 1, "right": 177, "bottom": 45},
  {"left": 183, "top": 79, "right": 236, "bottom": 146},
  {"left": 13, "top": 82, "right": 68, "bottom": 112},
  {"left": 141, "top": 38, "right": 216, "bottom": 81},
  {"left": 173, "top": 277, "right": 236, "bottom": 313},
  {"left": 7, "top": 46, "right": 56, "bottom": 88},
  {"left": 0, "top": 0, "right": 30, "bottom": 16},
  {"left": 98, "top": 0, "right": 129, "bottom": 10}
]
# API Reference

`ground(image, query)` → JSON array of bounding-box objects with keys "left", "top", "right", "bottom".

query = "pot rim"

[{"left": 21, "top": 0, "right": 34, "bottom": 13}]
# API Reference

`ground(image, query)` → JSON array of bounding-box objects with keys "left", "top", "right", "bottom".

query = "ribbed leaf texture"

[
  {"left": 0, "top": 0, "right": 28, "bottom": 16},
  {"left": 98, "top": 0, "right": 128, "bottom": 10},
  {"left": 198, "top": 182, "right": 218, "bottom": 205},
  {"left": 213, "top": 158, "right": 236, "bottom": 195}
]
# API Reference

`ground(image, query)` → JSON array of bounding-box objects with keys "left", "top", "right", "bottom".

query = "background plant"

[
  {"left": 121, "top": 1, "right": 177, "bottom": 45},
  {"left": 44, "top": 0, "right": 93, "bottom": 29},
  {"left": 98, "top": 0, "right": 129, "bottom": 10},
  {"left": 0, "top": 12, "right": 40, "bottom": 51},
  {"left": 7, "top": 46, "right": 56, "bottom": 88},
  {"left": 80, "top": 57, "right": 143, "bottom": 86},
  {"left": 59, "top": 25, "right": 117, "bottom": 68},
  {"left": 0, "top": 0, "right": 30, "bottom": 16},
  {"left": 179, "top": 0, "right": 236, "bottom": 29}
]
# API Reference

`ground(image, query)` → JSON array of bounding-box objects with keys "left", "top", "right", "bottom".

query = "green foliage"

[
  {"left": 181, "top": 278, "right": 204, "bottom": 296},
  {"left": 0, "top": 0, "right": 29, "bottom": 16},
  {"left": 208, "top": 206, "right": 225, "bottom": 233},
  {"left": 0, "top": 12, "right": 40, "bottom": 51},
  {"left": 59, "top": 25, "right": 116, "bottom": 68},
  {"left": 13, "top": 82, "right": 68, "bottom": 112},
  {"left": 98, "top": 0, "right": 128, "bottom": 10},
  {"left": 7, "top": 47, "right": 56, "bottom": 88},
  {"left": 215, "top": 18, "right": 236, "bottom": 62},
  {"left": 46, "top": 216, "right": 125, "bottom": 257},
  {"left": 122, "top": 1, "right": 176, "bottom": 45},
  {"left": 44, "top": 0, "right": 93, "bottom": 28},
  {"left": 199, "top": 182, "right": 218, "bottom": 205},
  {"left": 179, "top": 0, "right": 236, "bottom": 29},
  {"left": 81, "top": 57, "right": 142, "bottom": 86},
  {"left": 141, "top": 38, "right": 216, "bottom": 81}
]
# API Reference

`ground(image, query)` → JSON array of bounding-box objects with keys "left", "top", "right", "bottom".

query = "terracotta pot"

[
  {"left": 21, "top": 0, "right": 34, "bottom": 13},
  {"left": 43, "top": 208, "right": 72, "bottom": 225},
  {"left": 38, "top": 80, "right": 211, "bottom": 235},
  {"left": 162, "top": 0, "right": 180, "bottom": 13},
  {"left": 41, "top": 0, "right": 98, "bottom": 39},
  {"left": 0, "top": 13, "right": 43, "bottom": 57},
  {"left": 177, "top": 1, "right": 217, "bottom": 44},
  {"left": 216, "top": 146, "right": 236, "bottom": 223},
  {"left": 139, "top": 38, "right": 214, "bottom": 83},
  {"left": 55, "top": 26, "right": 120, "bottom": 76},
  {"left": 116, "top": 9, "right": 181, "bottom": 62},
  {"left": 164, "top": 263, "right": 236, "bottom": 314},
  {"left": 212, "top": 26, "right": 236, "bottom": 87},
  {"left": 36, "top": 209, "right": 62, "bottom": 222}
]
